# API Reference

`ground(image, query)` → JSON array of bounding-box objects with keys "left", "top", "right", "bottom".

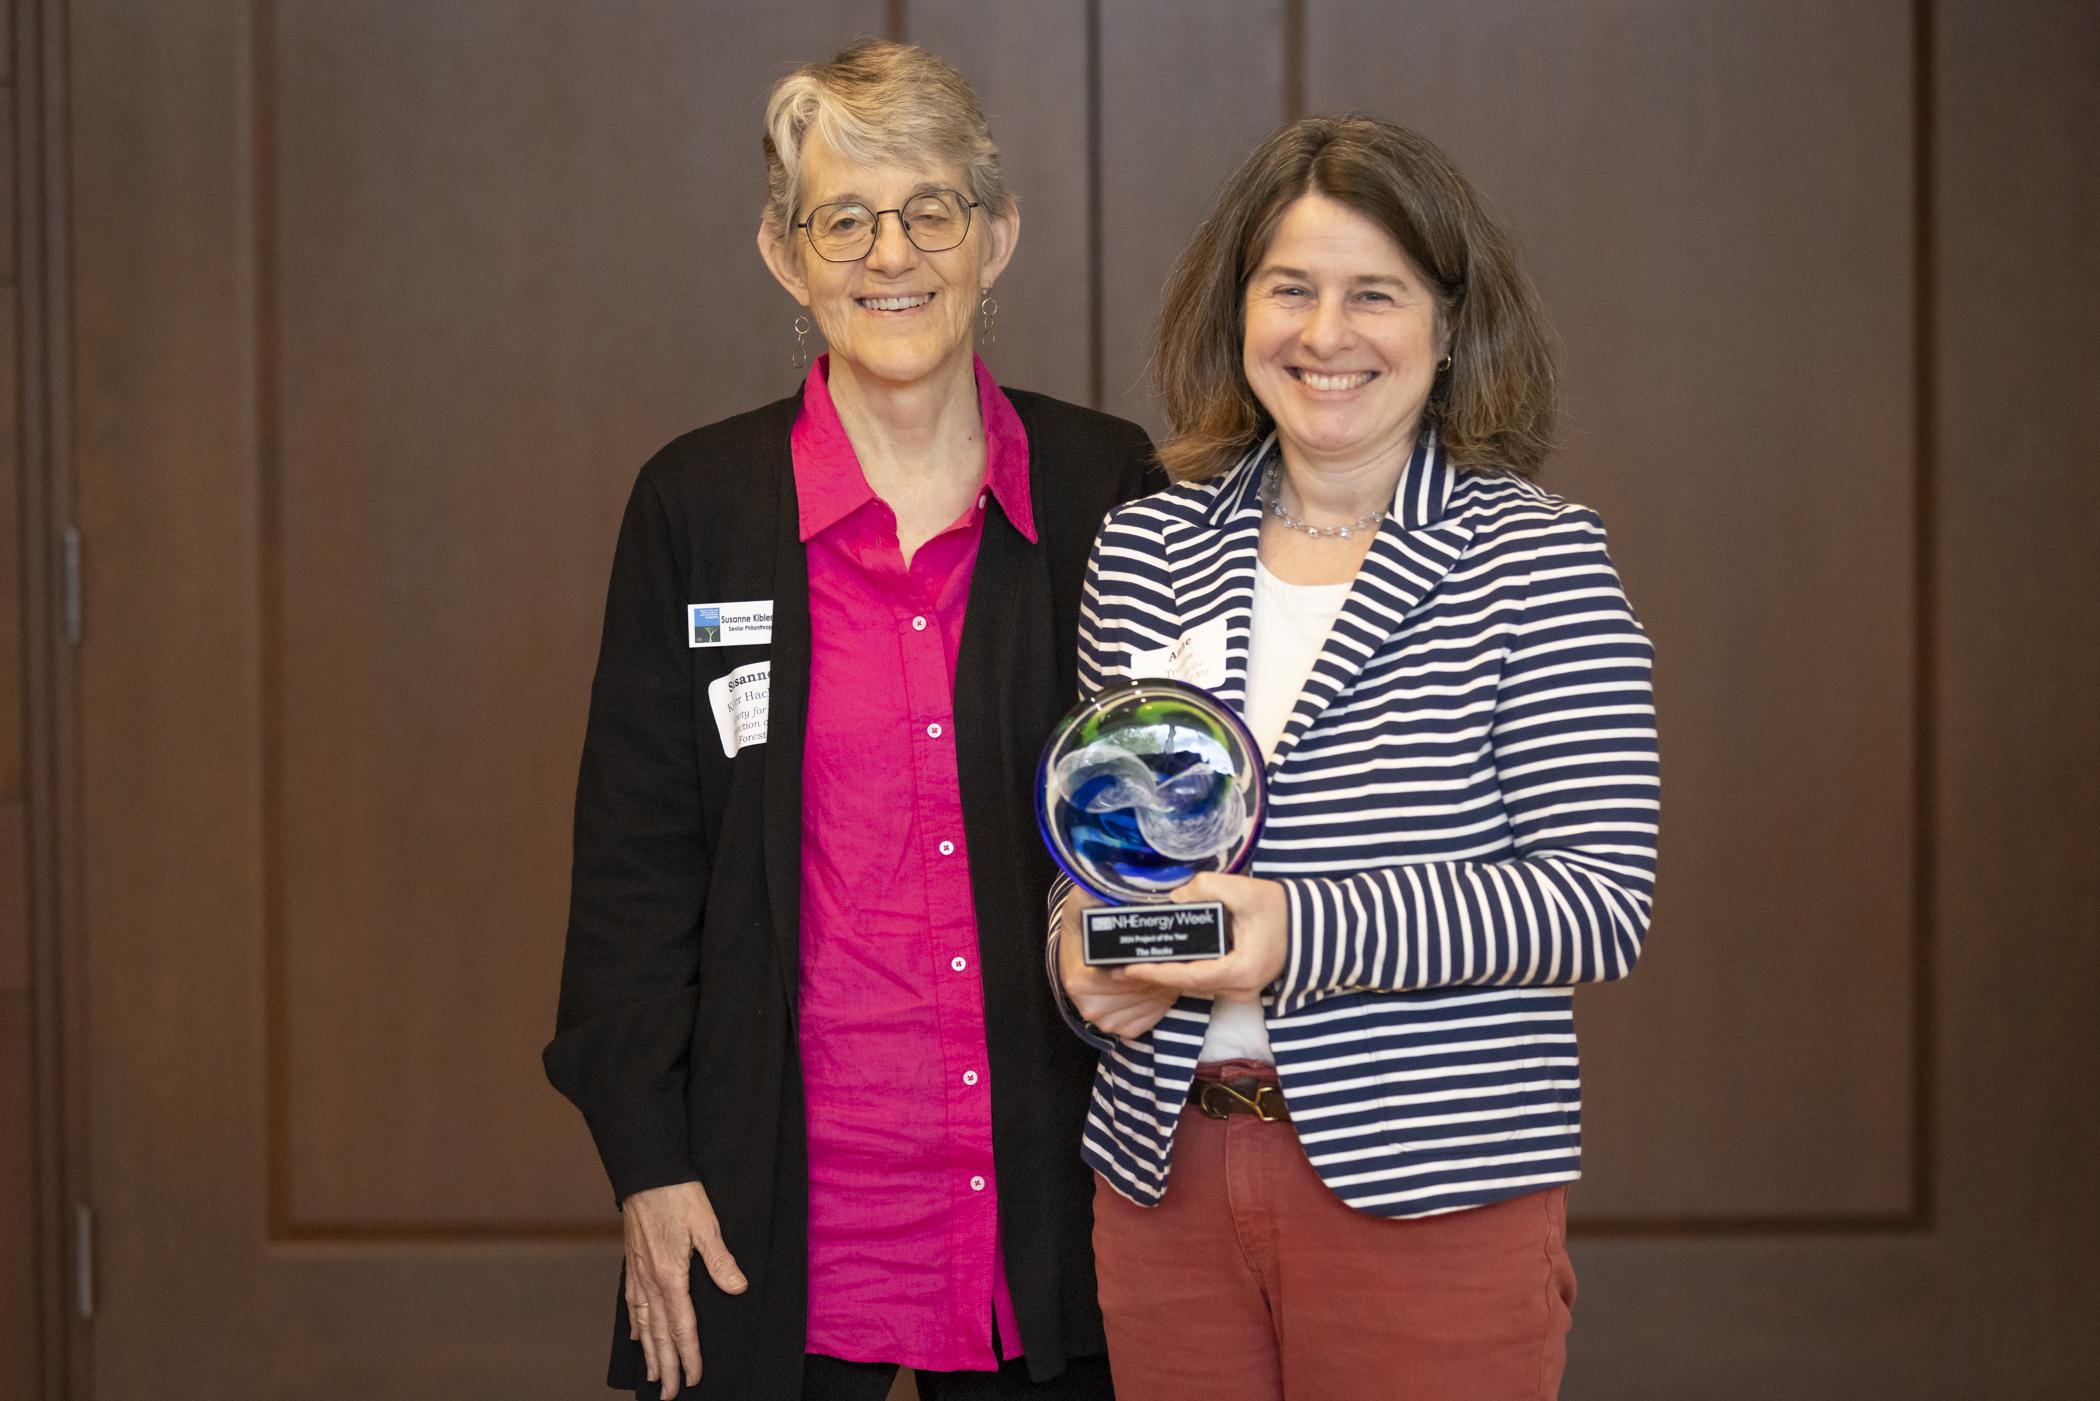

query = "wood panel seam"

[
  {"left": 1283, "top": 0, "right": 1303, "bottom": 122},
  {"left": 1907, "top": 0, "right": 1939, "bottom": 1236},
  {"left": 252, "top": 0, "right": 297, "bottom": 1245},
  {"left": 1085, "top": 0, "right": 1103, "bottom": 409},
  {"left": 18, "top": 0, "right": 84, "bottom": 1392}
]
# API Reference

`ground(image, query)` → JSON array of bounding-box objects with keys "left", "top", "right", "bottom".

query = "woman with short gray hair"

[{"left": 547, "top": 37, "right": 1148, "bottom": 1401}]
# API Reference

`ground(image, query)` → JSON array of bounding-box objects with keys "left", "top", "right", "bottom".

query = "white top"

[{"left": 1197, "top": 560, "right": 1353, "bottom": 1065}]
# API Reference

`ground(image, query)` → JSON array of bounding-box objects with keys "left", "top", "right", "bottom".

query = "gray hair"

[{"left": 761, "top": 38, "right": 1012, "bottom": 247}]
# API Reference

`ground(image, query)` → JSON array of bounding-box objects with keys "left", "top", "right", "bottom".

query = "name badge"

[
  {"left": 1129, "top": 615, "right": 1229, "bottom": 691},
  {"left": 707, "top": 661, "right": 770, "bottom": 756},
  {"left": 688, "top": 600, "right": 773, "bottom": 648}
]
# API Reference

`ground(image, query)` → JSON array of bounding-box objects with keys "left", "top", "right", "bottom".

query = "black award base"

[{"left": 1081, "top": 902, "right": 1232, "bottom": 966}]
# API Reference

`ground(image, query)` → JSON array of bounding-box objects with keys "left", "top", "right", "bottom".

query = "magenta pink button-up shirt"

[{"left": 793, "top": 355, "right": 1034, "bottom": 1371}]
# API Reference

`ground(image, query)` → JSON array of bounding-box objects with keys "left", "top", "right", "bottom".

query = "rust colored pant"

[{"left": 1092, "top": 1082, "right": 1577, "bottom": 1401}]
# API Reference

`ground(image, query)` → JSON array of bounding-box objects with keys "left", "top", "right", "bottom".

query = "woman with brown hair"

[{"left": 1051, "top": 115, "right": 1660, "bottom": 1399}]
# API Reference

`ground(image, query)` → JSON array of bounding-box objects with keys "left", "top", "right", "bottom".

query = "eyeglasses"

[{"left": 794, "top": 188, "right": 981, "bottom": 263}]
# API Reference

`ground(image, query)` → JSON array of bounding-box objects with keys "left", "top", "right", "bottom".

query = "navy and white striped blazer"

[{"left": 1050, "top": 431, "right": 1659, "bottom": 1219}]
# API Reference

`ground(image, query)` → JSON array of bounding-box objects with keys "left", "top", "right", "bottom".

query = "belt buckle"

[{"left": 1198, "top": 1079, "right": 1285, "bottom": 1122}]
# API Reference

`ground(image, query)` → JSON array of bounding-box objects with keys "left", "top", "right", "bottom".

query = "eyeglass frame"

[{"left": 792, "top": 187, "right": 984, "bottom": 263}]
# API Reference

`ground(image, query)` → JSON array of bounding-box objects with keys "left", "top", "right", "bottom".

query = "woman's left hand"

[{"left": 1119, "top": 872, "right": 1289, "bottom": 998}]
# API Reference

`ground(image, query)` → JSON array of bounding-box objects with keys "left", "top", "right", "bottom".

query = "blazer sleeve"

[
  {"left": 1045, "top": 501, "right": 1184, "bottom": 1049},
  {"left": 543, "top": 456, "right": 707, "bottom": 1205},
  {"left": 1270, "top": 505, "right": 1661, "bottom": 1017}
]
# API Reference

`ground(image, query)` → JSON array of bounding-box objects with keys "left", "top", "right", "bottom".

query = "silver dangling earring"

[
  {"left": 978, "top": 289, "right": 999, "bottom": 348},
  {"left": 791, "top": 312, "right": 813, "bottom": 371},
  {"left": 1435, "top": 354, "right": 1453, "bottom": 375}
]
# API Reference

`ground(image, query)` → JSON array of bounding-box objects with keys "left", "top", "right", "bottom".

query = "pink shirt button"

[{"left": 789, "top": 353, "right": 1033, "bottom": 1371}]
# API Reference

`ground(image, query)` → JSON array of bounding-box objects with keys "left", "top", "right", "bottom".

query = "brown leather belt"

[{"left": 1189, "top": 1076, "right": 1291, "bottom": 1122}]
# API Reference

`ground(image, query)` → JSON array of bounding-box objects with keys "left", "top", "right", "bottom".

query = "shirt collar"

[{"left": 791, "top": 354, "right": 1036, "bottom": 544}]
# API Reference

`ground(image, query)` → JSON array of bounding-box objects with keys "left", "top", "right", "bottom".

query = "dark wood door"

[{"left": 60, "top": 3, "right": 2097, "bottom": 1397}]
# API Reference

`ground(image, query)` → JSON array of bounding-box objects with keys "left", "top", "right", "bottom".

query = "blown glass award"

[{"left": 1036, "top": 679, "right": 1266, "bottom": 965}]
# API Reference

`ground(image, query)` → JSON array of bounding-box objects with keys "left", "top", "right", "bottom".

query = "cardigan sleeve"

[
  {"left": 1270, "top": 506, "right": 1660, "bottom": 1017},
  {"left": 542, "top": 454, "right": 708, "bottom": 1205}
]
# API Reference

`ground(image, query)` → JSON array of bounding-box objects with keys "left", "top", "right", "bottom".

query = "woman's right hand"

[
  {"left": 622, "top": 1178, "right": 748, "bottom": 1400},
  {"left": 1057, "top": 885, "right": 1180, "bottom": 1040}
]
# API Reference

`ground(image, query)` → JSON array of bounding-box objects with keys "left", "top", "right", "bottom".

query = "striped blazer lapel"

[
  {"left": 1267, "top": 432, "right": 1474, "bottom": 771},
  {"left": 1169, "top": 438, "right": 1272, "bottom": 711},
  {"left": 1113, "top": 441, "right": 1272, "bottom": 1117}
]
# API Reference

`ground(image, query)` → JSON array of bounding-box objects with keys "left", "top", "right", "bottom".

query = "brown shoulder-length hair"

[{"left": 1155, "top": 114, "right": 1559, "bottom": 482}]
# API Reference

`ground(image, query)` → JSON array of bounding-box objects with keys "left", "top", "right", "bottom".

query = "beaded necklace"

[{"left": 1261, "top": 459, "right": 1386, "bottom": 540}]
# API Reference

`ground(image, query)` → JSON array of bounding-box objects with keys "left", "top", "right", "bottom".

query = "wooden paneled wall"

[
  {"left": 220, "top": 0, "right": 1927, "bottom": 1237},
  {"left": 1931, "top": 0, "right": 2100, "bottom": 1390},
  {"left": 15, "top": 1, "right": 2099, "bottom": 1397},
  {"left": 253, "top": 0, "right": 1921, "bottom": 1232}
]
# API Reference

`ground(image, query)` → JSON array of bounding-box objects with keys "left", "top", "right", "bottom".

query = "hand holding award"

[{"left": 1037, "top": 680, "right": 1266, "bottom": 966}]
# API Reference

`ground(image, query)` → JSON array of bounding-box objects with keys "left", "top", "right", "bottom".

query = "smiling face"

[
  {"left": 1241, "top": 192, "right": 1450, "bottom": 476},
  {"left": 758, "top": 131, "right": 1015, "bottom": 390}
]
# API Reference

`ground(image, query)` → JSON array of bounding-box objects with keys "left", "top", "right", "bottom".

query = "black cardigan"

[{"left": 545, "top": 388, "right": 1157, "bottom": 1399}]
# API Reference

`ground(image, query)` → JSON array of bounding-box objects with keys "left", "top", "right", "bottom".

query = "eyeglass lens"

[{"left": 805, "top": 190, "right": 971, "bottom": 261}]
